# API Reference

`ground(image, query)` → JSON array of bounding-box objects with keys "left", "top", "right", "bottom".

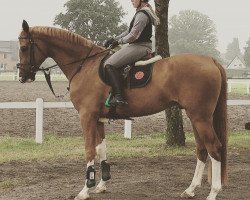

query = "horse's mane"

[{"left": 30, "top": 26, "right": 93, "bottom": 48}]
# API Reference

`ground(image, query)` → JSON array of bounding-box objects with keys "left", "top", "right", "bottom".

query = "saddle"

[
  {"left": 99, "top": 53, "right": 162, "bottom": 120},
  {"left": 99, "top": 53, "right": 162, "bottom": 89}
]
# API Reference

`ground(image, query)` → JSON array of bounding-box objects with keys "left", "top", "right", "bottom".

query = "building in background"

[
  {"left": 0, "top": 41, "right": 19, "bottom": 71},
  {"left": 227, "top": 55, "right": 246, "bottom": 69}
]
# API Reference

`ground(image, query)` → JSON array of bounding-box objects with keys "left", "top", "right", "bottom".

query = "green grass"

[
  {"left": 228, "top": 131, "right": 250, "bottom": 149},
  {"left": 0, "top": 180, "right": 19, "bottom": 189},
  {"left": 229, "top": 83, "right": 250, "bottom": 95},
  {"left": 0, "top": 131, "right": 249, "bottom": 164},
  {"left": 0, "top": 135, "right": 84, "bottom": 163},
  {"left": 107, "top": 133, "right": 195, "bottom": 158}
]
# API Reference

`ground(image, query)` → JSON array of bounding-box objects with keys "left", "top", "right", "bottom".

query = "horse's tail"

[{"left": 212, "top": 58, "right": 228, "bottom": 185}]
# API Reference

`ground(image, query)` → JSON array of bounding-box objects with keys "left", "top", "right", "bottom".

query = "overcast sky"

[{"left": 0, "top": 0, "right": 249, "bottom": 53}]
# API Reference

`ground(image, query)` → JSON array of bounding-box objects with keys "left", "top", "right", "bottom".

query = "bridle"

[
  {"left": 17, "top": 33, "right": 48, "bottom": 76},
  {"left": 17, "top": 33, "right": 95, "bottom": 76},
  {"left": 18, "top": 33, "right": 110, "bottom": 97}
]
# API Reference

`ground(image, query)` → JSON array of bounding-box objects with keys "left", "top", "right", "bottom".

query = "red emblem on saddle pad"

[{"left": 135, "top": 71, "right": 144, "bottom": 80}]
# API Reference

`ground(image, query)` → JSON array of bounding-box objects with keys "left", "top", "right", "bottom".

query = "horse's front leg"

[
  {"left": 95, "top": 121, "right": 111, "bottom": 193},
  {"left": 75, "top": 112, "right": 99, "bottom": 200}
]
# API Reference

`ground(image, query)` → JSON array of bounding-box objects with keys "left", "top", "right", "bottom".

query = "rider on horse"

[{"left": 104, "top": 0, "right": 160, "bottom": 106}]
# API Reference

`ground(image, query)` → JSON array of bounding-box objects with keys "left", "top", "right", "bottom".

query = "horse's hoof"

[
  {"left": 180, "top": 191, "right": 195, "bottom": 198},
  {"left": 95, "top": 185, "right": 107, "bottom": 193},
  {"left": 74, "top": 194, "right": 90, "bottom": 200}
]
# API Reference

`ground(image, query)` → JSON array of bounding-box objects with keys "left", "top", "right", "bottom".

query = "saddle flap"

[
  {"left": 98, "top": 53, "right": 159, "bottom": 89},
  {"left": 129, "top": 64, "right": 153, "bottom": 88}
]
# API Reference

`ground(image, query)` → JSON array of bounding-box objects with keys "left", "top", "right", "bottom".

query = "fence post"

[
  {"left": 36, "top": 98, "right": 44, "bottom": 144},
  {"left": 13, "top": 69, "right": 18, "bottom": 81},
  {"left": 124, "top": 120, "right": 132, "bottom": 139},
  {"left": 228, "top": 82, "right": 232, "bottom": 93},
  {"left": 247, "top": 84, "right": 250, "bottom": 94}
]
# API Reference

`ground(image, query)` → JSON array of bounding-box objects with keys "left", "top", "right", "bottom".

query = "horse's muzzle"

[{"left": 19, "top": 76, "right": 34, "bottom": 83}]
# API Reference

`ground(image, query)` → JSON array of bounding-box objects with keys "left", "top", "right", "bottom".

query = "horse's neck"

[{"left": 46, "top": 40, "right": 92, "bottom": 80}]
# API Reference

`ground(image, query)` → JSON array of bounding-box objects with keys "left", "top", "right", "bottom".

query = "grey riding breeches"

[{"left": 104, "top": 42, "right": 152, "bottom": 68}]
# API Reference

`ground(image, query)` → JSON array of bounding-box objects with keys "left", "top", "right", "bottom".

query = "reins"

[
  {"left": 41, "top": 47, "right": 110, "bottom": 98},
  {"left": 18, "top": 34, "right": 110, "bottom": 98}
]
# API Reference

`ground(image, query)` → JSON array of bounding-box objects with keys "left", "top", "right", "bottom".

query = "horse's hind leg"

[
  {"left": 95, "top": 121, "right": 111, "bottom": 194},
  {"left": 181, "top": 125, "right": 207, "bottom": 198},
  {"left": 193, "top": 119, "right": 222, "bottom": 200}
]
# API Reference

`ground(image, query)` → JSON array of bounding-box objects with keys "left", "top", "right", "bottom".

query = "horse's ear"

[{"left": 22, "top": 20, "right": 29, "bottom": 33}]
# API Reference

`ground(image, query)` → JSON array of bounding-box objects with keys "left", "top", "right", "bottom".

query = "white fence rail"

[
  {"left": 0, "top": 98, "right": 132, "bottom": 143},
  {"left": 1, "top": 98, "right": 250, "bottom": 143}
]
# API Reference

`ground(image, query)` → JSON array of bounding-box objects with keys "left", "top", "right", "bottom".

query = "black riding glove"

[
  {"left": 104, "top": 38, "right": 114, "bottom": 48},
  {"left": 110, "top": 40, "right": 119, "bottom": 49}
]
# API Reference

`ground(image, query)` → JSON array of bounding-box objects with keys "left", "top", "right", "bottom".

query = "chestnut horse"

[{"left": 18, "top": 20, "right": 227, "bottom": 200}]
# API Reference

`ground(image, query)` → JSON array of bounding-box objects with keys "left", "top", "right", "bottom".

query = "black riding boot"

[{"left": 105, "top": 65, "right": 128, "bottom": 106}]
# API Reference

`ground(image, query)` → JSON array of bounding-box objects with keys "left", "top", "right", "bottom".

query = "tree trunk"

[
  {"left": 165, "top": 106, "right": 185, "bottom": 146},
  {"left": 154, "top": 0, "right": 185, "bottom": 146}
]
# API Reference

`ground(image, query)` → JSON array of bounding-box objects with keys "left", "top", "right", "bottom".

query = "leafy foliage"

[
  {"left": 225, "top": 38, "right": 242, "bottom": 61},
  {"left": 243, "top": 37, "right": 250, "bottom": 68},
  {"left": 54, "top": 0, "right": 128, "bottom": 45},
  {"left": 169, "top": 10, "right": 220, "bottom": 59}
]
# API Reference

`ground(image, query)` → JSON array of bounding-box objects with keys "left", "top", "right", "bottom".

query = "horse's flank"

[{"left": 115, "top": 54, "right": 221, "bottom": 117}]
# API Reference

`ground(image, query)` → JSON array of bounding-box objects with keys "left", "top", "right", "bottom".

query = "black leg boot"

[{"left": 105, "top": 65, "right": 128, "bottom": 106}]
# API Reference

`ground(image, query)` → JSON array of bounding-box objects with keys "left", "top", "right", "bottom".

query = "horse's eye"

[{"left": 21, "top": 46, "right": 28, "bottom": 52}]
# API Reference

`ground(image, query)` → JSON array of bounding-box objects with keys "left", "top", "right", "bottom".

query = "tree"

[
  {"left": 243, "top": 37, "right": 250, "bottom": 68},
  {"left": 169, "top": 10, "right": 220, "bottom": 60},
  {"left": 225, "top": 38, "right": 242, "bottom": 61},
  {"left": 54, "top": 0, "right": 127, "bottom": 45},
  {"left": 155, "top": 0, "right": 185, "bottom": 146}
]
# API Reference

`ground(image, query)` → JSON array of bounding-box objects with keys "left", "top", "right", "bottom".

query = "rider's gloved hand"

[
  {"left": 110, "top": 40, "right": 119, "bottom": 49},
  {"left": 104, "top": 38, "right": 114, "bottom": 48}
]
